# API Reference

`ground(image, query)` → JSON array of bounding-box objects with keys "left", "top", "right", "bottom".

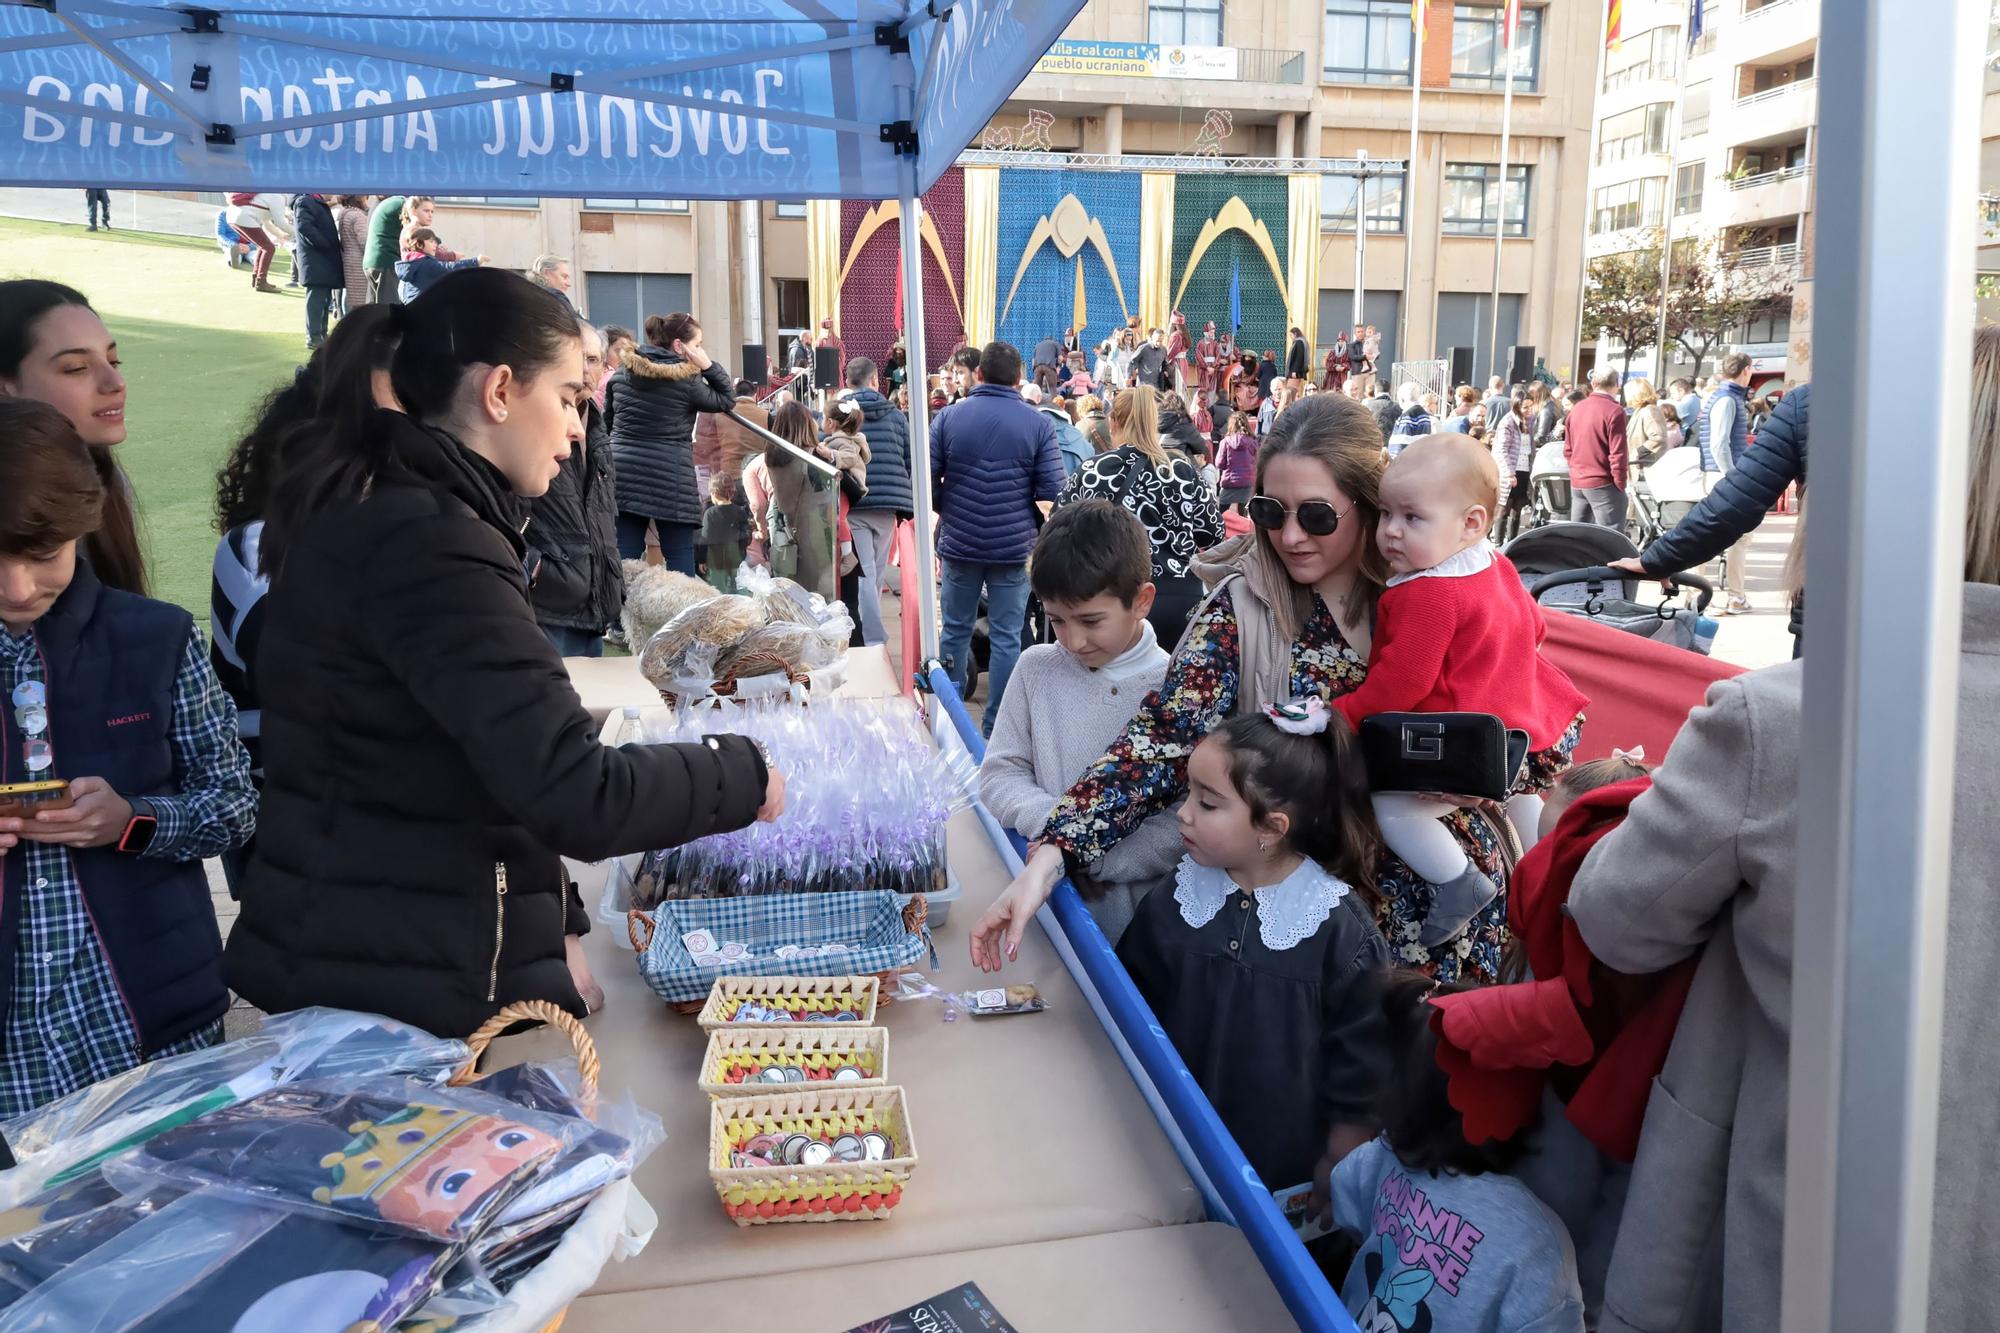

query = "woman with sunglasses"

[
  {"left": 1054, "top": 386, "right": 1223, "bottom": 646},
  {"left": 973, "top": 394, "right": 1517, "bottom": 984},
  {"left": 0, "top": 400, "right": 256, "bottom": 1114}
]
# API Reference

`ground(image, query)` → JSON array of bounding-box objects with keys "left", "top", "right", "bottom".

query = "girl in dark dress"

[{"left": 1115, "top": 700, "right": 1390, "bottom": 1193}]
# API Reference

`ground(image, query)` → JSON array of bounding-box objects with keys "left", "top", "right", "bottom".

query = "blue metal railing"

[{"left": 921, "top": 662, "right": 1356, "bottom": 1333}]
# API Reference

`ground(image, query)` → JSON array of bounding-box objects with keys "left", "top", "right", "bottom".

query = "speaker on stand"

[
  {"left": 814, "top": 345, "right": 842, "bottom": 397},
  {"left": 1446, "top": 346, "right": 1475, "bottom": 388},
  {"left": 741, "top": 343, "right": 769, "bottom": 390},
  {"left": 1506, "top": 344, "right": 1536, "bottom": 386}
]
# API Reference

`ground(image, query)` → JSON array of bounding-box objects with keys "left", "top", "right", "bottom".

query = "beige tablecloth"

[
  {"left": 562, "top": 1223, "right": 1294, "bottom": 1331},
  {"left": 566, "top": 644, "right": 899, "bottom": 727},
  {"left": 484, "top": 664, "right": 1217, "bottom": 1298}
]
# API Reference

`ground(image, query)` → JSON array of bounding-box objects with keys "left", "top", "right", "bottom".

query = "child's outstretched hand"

[{"left": 969, "top": 844, "right": 1064, "bottom": 972}]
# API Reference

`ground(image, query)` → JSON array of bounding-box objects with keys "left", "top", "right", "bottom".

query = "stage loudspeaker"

[
  {"left": 815, "top": 345, "right": 842, "bottom": 388},
  {"left": 1507, "top": 344, "right": 1536, "bottom": 386},
  {"left": 741, "top": 343, "right": 769, "bottom": 387},
  {"left": 1447, "top": 346, "right": 1475, "bottom": 387}
]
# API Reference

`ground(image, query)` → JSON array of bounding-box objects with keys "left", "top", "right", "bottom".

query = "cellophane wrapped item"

[
  {"left": 639, "top": 698, "right": 976, "bottom": 898},
  {"left": 0, "top": 1008, "right": 470, "bottom": 1208},
  {"left": 638, "top": 596, "right": 766, "bottom": 693},
  {"left": 738, "top": 565, "right": 856, "bottom": 659}
]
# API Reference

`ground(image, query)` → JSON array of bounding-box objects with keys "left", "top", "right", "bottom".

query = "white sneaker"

[{"left": 1724, "top": 594, "right": 1752, "bottom": 615}]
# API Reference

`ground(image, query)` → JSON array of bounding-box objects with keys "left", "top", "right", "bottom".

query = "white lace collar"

[
  {"left": 1173, "top": 856, "right": 1353, "bottom": 952},
  {"left": 1386, "top": 542, "right": 1495, "bottom": 587}
]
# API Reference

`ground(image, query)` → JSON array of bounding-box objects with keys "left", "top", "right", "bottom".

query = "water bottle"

[{"left": 612, "top": 705, "right": 645, "bottom": 748}]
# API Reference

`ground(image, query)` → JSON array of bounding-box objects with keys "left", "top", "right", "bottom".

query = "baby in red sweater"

[{"left": 1337, "top": 434, "right": 1588, "bottom": 945}]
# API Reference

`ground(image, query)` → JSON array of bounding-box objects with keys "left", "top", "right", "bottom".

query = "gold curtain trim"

[
  {"left": 1173, "top": 197, "right": 1292, "bottom": 327},
  {"left": 805, "top": 200, "right": 843, "bottom": 333},
  {"left": 1140, "top": 172, "right": 1175, "bottom": 332},
  {"left": 962, "top": 166, "right": 1000, "bottom": 347},
  {"left": 1287, "top": 174, "right": 1321, "bottom": 351}
]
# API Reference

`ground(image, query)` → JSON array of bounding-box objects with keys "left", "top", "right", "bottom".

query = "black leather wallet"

[{"left": 1358, "top": 712, "right": 1530, "bottom": 801}]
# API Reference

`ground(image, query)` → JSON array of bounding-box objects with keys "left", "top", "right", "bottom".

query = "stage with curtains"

[{"left": 808, "top": 156, "right": 1325, "bottom": 383}]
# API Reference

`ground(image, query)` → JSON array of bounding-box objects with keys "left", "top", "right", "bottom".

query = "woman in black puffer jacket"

[{"left": 604, "top": 311, "right": 735, "bottom": 575}]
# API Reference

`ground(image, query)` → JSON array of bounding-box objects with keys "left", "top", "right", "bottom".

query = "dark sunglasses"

[{"left": 1246, "top": 495, "right": 1348, "bottom": 536}]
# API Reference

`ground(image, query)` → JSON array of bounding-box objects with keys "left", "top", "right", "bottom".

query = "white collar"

[
  {"left": 1094, "top": 619, "right": 1161, "bottom": 684},
  {"left": 1173, "top": 857, "right": 1353, "bottom": 952},
  {"left": 1386, "top": 542, "right": 1494, "bottom": 587}
]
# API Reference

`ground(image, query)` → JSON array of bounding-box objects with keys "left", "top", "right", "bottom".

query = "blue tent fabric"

[{"left": 0, "top": 0, "right": 1082, "bottom": 199}]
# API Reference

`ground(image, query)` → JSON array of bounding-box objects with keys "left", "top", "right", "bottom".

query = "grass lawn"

[{"left": 1, "top": 216, "right": 308, "bottom": 618}]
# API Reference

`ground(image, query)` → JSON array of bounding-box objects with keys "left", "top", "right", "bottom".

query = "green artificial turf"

[{"left": 1, "top": 216, "right": 307, "bottom": 617}]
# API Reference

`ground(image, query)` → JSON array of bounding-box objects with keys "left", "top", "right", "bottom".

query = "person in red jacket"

[
  {"left": 1333, "top": 434, "right": 1588, "bottom": 945},
  {"left": 1562, "top": 366, "right": 1631, "bottom": 529}
]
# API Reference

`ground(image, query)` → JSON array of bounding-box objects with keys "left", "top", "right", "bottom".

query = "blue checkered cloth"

[
  {"left": 636, "top": 891, "right": 932, "bottom": 1004},
  {"left": 0, "top": 626, "right": 255, "bottom": 1116}
]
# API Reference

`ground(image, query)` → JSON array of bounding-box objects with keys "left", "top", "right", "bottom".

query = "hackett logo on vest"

[{"left": 106, "top": 712, "right": 153, "bottom": 728}]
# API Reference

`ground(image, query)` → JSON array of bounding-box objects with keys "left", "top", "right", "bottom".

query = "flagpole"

[
  {"left": 1572, "top": 3, "right": 1614, "bottom": 377},
  {"left": 1399, "top": 4, "right": 1425, "bottom": 366},
  {"left": 1488, "top": 5, "right": 1517, "bottom": 383},
  {"left": 1653, "top": 17, "right": 1693, "bottom": 383}
]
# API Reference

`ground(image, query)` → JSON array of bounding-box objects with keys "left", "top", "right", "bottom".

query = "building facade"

[{"left": 424, "top": 0, "right": 1599, "bottom": 382}]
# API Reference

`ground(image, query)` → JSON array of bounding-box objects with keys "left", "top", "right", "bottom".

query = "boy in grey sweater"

[{"left": 978, "top": 500, "right": 1187, "bottom": 943}]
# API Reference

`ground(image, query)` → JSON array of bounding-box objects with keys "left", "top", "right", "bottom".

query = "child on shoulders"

[
  {"left": 1114, "top": 698, "right": 1391, "bottom": 1194},
  {"left": 979, "top": 501, "right": 1181, "bottom": 943},
  {"left": 1330, "top": 971, "right": 1587, "bottom": 1333},
  {"left": 1333, "top": 434, "right": 1588, "bottom": 946}
]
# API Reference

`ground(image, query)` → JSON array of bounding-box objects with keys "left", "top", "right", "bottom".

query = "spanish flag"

[
  {"left": 1411, "top": 0, "right": 1430, "bottom": 34},
  {"left": 1606, "top": 0, "right": 1622, "bottom": 49}
]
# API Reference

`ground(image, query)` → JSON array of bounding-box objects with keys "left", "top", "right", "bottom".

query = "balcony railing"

[
  {"left": 1728, "top": 242, "right": 1801, "bottom": 268},
  {"left": 1603, "top": 60, "right": 1679, "bottom": 92},
  {"left": 1735, "top": 76, "right": 1817, "bottom": 106},
  {"left": 1742, "top": 0, "right": 1801, "bottom": 18},
  {"left": 1726, "top": 163, "right": 1812, "bottom": 190},
  {"left": 1238, "top": 48, "right": 1306, "bottom": 84}
]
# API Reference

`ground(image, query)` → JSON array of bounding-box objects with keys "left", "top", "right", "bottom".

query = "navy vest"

[{"left": 0, "top": 567, "right": 226, "bottom": 1057}]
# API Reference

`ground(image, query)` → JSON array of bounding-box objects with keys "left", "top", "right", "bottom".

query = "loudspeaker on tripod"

[
  {"left": 1506, "top": 344, "right": 1536, "bottom": 386},
  {"left": 814, "top": 345, "right": 842, "bottom": 389},
  {"left": 741, "top": 343, "right": 769, "bottom": 387},
  {"left": 1446, "top": 346, "right": 1475, "bottom": 388}
]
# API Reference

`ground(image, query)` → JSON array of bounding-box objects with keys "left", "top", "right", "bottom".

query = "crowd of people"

[{"left": 8, "top": 214, "right": 1967, "bottom": 1328}]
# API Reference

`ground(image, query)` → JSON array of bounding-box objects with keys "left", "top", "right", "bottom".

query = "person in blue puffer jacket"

[
  {"left": 840, "top": 356, "right": 912, "bottom": 649},
  {"left": 395, "top": 228, "right": 483, "bottom": 303},
  {"left": 929, "top": 341, "right": 1066, "bottom": 736},
  {"left": 1615, "top": 382, "right": 1809, "bottom": 654}
]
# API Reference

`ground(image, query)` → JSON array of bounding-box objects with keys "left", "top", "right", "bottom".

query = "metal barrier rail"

[{"left": 921, "top": 661, "right": 1356, "bottom": 1333}]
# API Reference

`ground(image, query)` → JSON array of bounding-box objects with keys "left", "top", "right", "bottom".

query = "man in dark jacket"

[
  {"left": 844, "top": 355, "right": 912, "bottom": 647},
  {"left": 1563, "top": 366, "right": 1631, "bottom": 528},
  {"left": 1130, "top": 329, "right": 1167, "bottom": 390},
  {"left": 1032, "top": 333, "right": 1064, "bottom": 393},
  {"left": 1257, "top": 349, "right": 1279, "bottom": 401},
  {"left": 1368, "top": 384, "right": 1402, "bottom": 442},
  {"left": 929, "top": 342, "right": 1065, "bottom": 735},
  {"left": 1286, "top": 326, "right": 1310, "bottom": 381},
  {"left": 529, "top": 323, "right": 623, "bottom": 656},
  {"left": 603, "top": 317, "right": 737, "bottom": 574},
  {"left": 293, "top": 194, "right": 343, "bottom": 351},
  {"left": 1618, "top": 383, "right": 1809, "bottom": 649}
]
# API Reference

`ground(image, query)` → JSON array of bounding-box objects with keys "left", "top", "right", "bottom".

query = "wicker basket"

[
  {"left": 695, "top": 974, "right": 880, "bottom": 1030},
  {"left": 657, "top": 649, "right": 807, "bottom": 708},
  {"left": 698, "top": 1026, "right": 889, "bottom": 1098},
  {"left": 446, "top": 1000, "right": 604, "bottom": 1333},
  {"left": 707, "top": 1086, "right": 917, "bottom": 1226}
]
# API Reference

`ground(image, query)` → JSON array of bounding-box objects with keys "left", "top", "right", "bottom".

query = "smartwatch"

[{"left": 116, "top": 798, "right": 159, "bottom": 855}]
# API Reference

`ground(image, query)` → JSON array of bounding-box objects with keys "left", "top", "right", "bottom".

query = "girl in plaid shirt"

[{"left": 0, "top": 400, "right": 255, "bottom": 1114}]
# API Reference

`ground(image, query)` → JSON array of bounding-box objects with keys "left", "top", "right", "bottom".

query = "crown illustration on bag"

[{"left": 313, "top": 1103, "right": 483, "bottom": 1207}]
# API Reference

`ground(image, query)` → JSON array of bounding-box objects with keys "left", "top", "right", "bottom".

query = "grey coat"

[{"left": 1569, "top": 583, "right": 2000, "bottom": 1332}]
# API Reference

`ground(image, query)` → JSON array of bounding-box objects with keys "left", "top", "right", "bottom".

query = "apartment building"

[
  {"left": 1583, "top": 0, "right": 1818, "bottom": 381},
  {"left": 425, "top": 0, "right": 1601, "bottom": 379}
]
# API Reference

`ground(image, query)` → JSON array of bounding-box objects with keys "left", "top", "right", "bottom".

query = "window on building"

[
  {"left": 434, "top": 196, "right": 539, "bottom": 208},
  {"left": 1734, "top": 308, "right": 1792, "bottom": 344},
  {"left": 1601, "top": 25, "right": 1679, "bottom": 91},
  {"left": 1317, "top": 290, "right": 1401, "bottom": 366},
  {"left": 1324, "top": 0, "right": 1415, "bottom": 85},
  {"left": 1590, "top": 177, "right": 1665, "bottom": 234},
  {"left": 581, "top": 198, "right": 691, "bottom": 212},
  {"left": 1681, "top": 81, "right": 1712, "bottom": 136},
  {"left": 1596, "top": 103, "right": 1672, "bottom": 165},
  {"left": 1320, "top": 169, "right": 1407, "bottom": 233},
  {"left": 773, "top": 278, "right": 810, "bottom": 342},
  {"left": 774, "top": 201, "right": 808, "bottom": 220},
  {"left": 1442, "top": 162, "right": 1531, "bottom": 237},
  {"left": 1692, "top": 4, "right": 1718, "bottom": 54},
  {"left": 1449, "top": 4, "right": 1542, "bottom": 91},
  {"left": 1675, "top": 162, "right": 1705, "bottom": 215},
  {"left": 583, "top": 271, "right": 692, "bottom": 333},
  {"left": 1148, "top": 0, "right": 1222, "bottom": 45}
]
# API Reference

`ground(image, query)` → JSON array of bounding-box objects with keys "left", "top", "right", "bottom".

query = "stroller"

[
  {"left": 1528, "top": 440, "right": 1570, "bottom": 529},
  {"left": 1502, "top": 522, "right": 1717, "bottom": 656}
]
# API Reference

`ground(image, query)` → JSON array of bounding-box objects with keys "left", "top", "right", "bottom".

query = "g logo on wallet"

[{"left": 1401, "top": 721, "right": 1444, "bottom": 762}]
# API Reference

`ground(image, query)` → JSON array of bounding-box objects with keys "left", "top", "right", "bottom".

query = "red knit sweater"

[{"left": 1334, "top": 552, "right": 1589, "bottom": 748}]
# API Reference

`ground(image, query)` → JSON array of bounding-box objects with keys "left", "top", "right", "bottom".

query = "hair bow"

[
  {"left": 1263, "top": 698, "right": 1332, "bottom": 737},
  {"left": 1611, "top": 745, "right": 1647, "bottom": 763}
]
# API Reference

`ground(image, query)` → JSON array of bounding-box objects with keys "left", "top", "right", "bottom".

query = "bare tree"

[{"left": 1582, "top": 231, "right": 1665, "bottom": 381}]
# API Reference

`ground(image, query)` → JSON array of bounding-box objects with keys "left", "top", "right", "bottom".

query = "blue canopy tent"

[{"left": 0, "top": 2, "right": 1364, "bottom": 1327}]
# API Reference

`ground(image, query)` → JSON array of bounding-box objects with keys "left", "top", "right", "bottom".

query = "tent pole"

[
  {"left": 897, "top": 116, "right": 941, "bottom": 664},
  {"left": 1784, "top": 0, "right": 1980, "bottom": 1329}
]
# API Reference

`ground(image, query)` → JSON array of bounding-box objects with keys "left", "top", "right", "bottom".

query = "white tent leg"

[
  {"left": 898, "top": 121, "right": 941, "bottom": 665},
  {"left": 1784, "top": 1, "right": 1982, "bottom": 1329}
]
